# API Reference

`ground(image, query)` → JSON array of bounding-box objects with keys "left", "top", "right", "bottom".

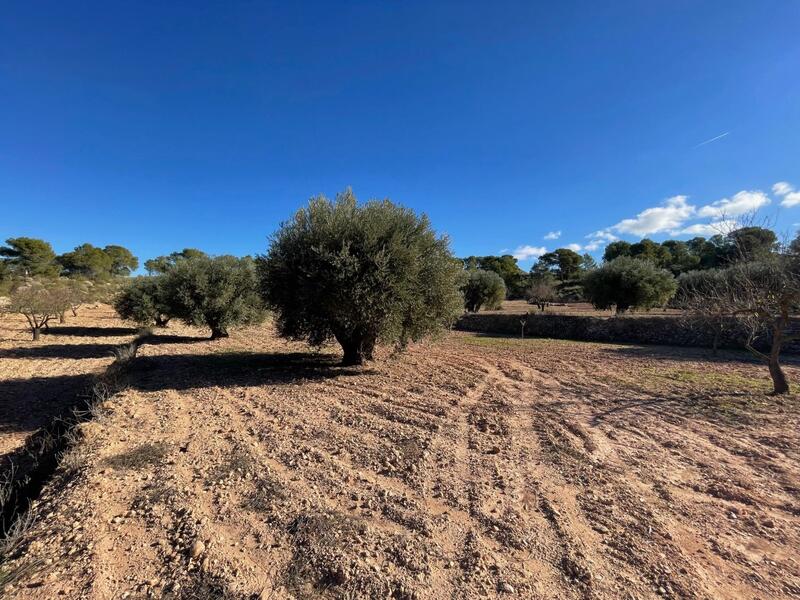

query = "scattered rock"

[{"left": 189, "top": 539, "right": 206, "bottom": 559}]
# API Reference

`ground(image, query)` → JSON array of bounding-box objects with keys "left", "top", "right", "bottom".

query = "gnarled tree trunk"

[
  {"left": 335, "top": 329, "right": 376, "bottom": 366},
  {"left": 768, "top": 324, "right": 789, "bottom": 394}
]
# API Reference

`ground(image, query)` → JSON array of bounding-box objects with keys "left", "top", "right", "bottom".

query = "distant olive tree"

[
  {"left": 163, "top": 255, "right": 265, "bottom": 339},
  {"left": 461, "top": 269, "right": 506, "bottom": 312},
  {"left": 114, "top": 276, "right": 172, "bottom": 327},
  {"left": 144, "top": 248, "right": 208, "bottom": 275},
  {"left": 8, "top": 280, "right": 69, "bottom": 340},
  {"left": 526, "top": 279, "right": 557, "bottom": 312},
  {"left": 582, "top": 257, "right": 677, "bottom": 315},
  {"left": 257, "top": 190, "right": 463, "bottom": 365}
]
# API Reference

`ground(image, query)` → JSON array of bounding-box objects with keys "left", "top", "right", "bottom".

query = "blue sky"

[{"left": 1, "top": 1, "right": 799, "bottom": 269}]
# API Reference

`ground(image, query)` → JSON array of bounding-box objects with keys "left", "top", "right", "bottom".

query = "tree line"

[
  {"left": 3, "top": 202, "right": 799, "bottom": 394},
  {"left": 0, "top": 238, "right": 139, "bottom": 284}
]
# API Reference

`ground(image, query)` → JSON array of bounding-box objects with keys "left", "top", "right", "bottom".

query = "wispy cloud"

[
  {"left": 544, "top": 230, "right": 561, "bottom": 240},
  {"left": 694, "top": 131, "right": 729, "bottom": 148},
  {"left": 511, "top": 245, "right": 547, "bottom": 261},
  {"left": 565, "top": 243, "right": 582, "bottom": 252}
]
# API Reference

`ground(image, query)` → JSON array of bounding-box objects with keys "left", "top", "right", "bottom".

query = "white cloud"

[
  {"left": 511, "top": 245, "right": 547, "bottom": 261},
  {"left": 782, "top": 193, "right": 800, "bottom": 207},
  {"left": 773, "top": 181, "right": 794, "bottom": 196},
  {"left": 611, "top": 195, "right": 696, "bottom": 236},
  {"left": 772, "top": 181, "right": 800, "bottom": 207},
  {"left": 586, "top": 230, "right": 618, "bottom": 242},
  {"left": 672, "top": 220, "right": 737, "bottom": 237},
  {"left": 584, "top": 240, "right": 602, "bottom": 251},
  {"left": 565, "top": 243, "right": 582, "bottom": 252},
  {"left": 697, "top": 190, "right": 770, "bottom": 218},
  {"left": 544, "top": 231, "right": 561, "bottom": 240}
]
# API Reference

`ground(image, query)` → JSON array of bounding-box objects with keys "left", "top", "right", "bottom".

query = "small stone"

[
  {"left": 189, "top": 540, "right": 206, "bottom": 559},
  {"left": 499, "top": 582, "right": 515, "bottom": 594}
]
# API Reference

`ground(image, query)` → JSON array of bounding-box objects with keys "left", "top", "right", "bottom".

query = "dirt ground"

[{"left": 2, "top": 309, "right": 800, "bottom": 599}]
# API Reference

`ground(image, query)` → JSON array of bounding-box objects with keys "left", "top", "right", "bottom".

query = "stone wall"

[{"left": 455, "top": 312, "right": 800, "bottom": 353}]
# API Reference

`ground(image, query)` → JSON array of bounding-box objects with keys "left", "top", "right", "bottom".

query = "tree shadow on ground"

[
  {"left": 0, "top": 373, "right": 96, "bottom": 449},
  {"left": 43, "top": 326, "right": 139, "bottom": 337},
  {"left": 0, "top": 333, "right": 209, "bottom": 360},
  {"left": 127, "top": 350, "right": 369, "bottom": 392},
  {"left": 0, "top": 343, "right": 121, "bottom": 360}
]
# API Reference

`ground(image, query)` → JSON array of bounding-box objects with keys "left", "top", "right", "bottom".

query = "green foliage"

[
  {"left": 258, "top": 189, "right": 463, "bottom": 365},
  {"left": 0, "top": 237, "right": 59, "bottom": 278},
  {"left": 461, "top": 269, "right": 506, "bottom": 312},
  {"left": 103, "top": 245, "right": 139, "bottom": 276},
  {"left": 726, "top": 226, "right": 778, "bottom": 262},
  {"left": 114, "top": 276, "right": 172, "bottom": 327},
  {"left": 579, "top": 253, "right": 597, "bottom": 271},
  {"left": 603, "top": 241, "right": 631, "bottom": 263},
  {"left": 534, "top": 248, "right": 583, "bottom": 281},
  {"left": 58, "top": 244, "right": 114, "bottom": 279},
  {"left": 582, "top": 256, "right": 677, "bottom": 314},
  {"left": 144, "top": 248, "right": 208, "bottom": 274},
  {"left": 462, "top": 255, "right": 527, "bottom": 298},
  {"left": 163, "top": 255, "right": 264, "bottom": 338}
]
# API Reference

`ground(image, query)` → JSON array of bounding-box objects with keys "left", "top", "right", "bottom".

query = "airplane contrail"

[{"left": 694, "top": 131, "right": 730, "bottom": 147}]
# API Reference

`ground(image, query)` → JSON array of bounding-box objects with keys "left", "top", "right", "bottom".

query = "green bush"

[
  {"left": 582, "top": 257, "right": 676, "bottom": 314},
  {"left": 462, "top": 269, "right": 506, "bottom": 312},
  {"left": 114, "top": 276, "right": 172, "bottom": 327},
  {"left": 257, "top": 189, "right": 463, "bottom": 365},
  {"left": 163, "top": 255, "right": 265, "bottom": 339}
]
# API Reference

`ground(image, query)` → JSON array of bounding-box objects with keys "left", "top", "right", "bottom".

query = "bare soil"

[{"left": 2, "top": 310, "right": 800, "bottom": 599}]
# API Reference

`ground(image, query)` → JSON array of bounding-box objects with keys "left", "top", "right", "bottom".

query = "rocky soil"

[{"left": 1, "top": 311, "right": 799, "bottom": 599}]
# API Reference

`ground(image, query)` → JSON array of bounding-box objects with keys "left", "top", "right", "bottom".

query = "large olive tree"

[
  {"left": 582, "top": 257, "right": 677, "bottom": 314},
  {"left": 257, "top": 190, "right": 463, "bottom": 365},
  {"left": 162, "top": 255, "right": 264, "bottom": 339}
]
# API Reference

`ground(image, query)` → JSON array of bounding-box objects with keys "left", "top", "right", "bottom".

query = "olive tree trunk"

[
  {"left": 210, "top": 325, "right": 229, "bottom": 340},
  {"left": 335, "top": 330, "right": 376, "bottom": 366},
  {"left": 768, "top": 325, "right": 789, "bottom": 394}
]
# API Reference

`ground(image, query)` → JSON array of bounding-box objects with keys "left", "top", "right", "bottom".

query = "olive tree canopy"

[
  {"left": 257, "top": 190, "right": 463, "bottom": 365},
  {"left": 582, "top": 256, "right": 677, "bottom": 314}
]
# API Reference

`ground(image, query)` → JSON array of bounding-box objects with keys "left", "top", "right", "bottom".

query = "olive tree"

[
  {"left": 526, "top": 279, "right": 557, "bottom": 312},
  {"left": 114, "top": 276, "right": 172, "bottom": 327},
  {"left": 582, "top": 257, "right": 677, "bottom": 314},
  {"left": 8, "top": 280, "right": 70, "bottom": 340},
  {"left": 257, "top": 190, "right": 463, "bottom": 365},
  {"left": 682, "top": 258, "right": 800, "bottom": 394},
  {"left": 163, "top": 255, "right": 264, "bottom": 339},
  {"left": 461, "top": 269, "right": 506, "bottom": 312}
]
